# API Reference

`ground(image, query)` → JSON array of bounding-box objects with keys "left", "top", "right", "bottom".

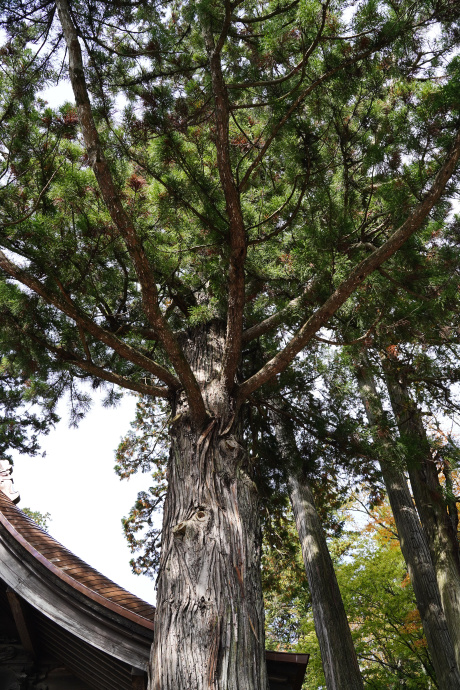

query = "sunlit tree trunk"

[
  {"left": 355, "top": 358, "right": 460, "bottom": 690},
  {"left": 150, "top": 324, "right": 267, "bottom": 690},
  {"left": 382, "top": 363, "right": 460, "bottom": 668},
  {"left": 272, "top": 415, "right": 364, "bottom": 690}
]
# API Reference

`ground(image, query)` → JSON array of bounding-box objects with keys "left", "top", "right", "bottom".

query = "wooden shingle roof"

[{"left": 0, "top": 490, "right": 155, "bottom": 629}]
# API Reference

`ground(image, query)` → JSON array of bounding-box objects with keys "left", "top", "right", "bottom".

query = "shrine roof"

[{"left": 0, "top": 490, "right": 155, "bottom": 630}]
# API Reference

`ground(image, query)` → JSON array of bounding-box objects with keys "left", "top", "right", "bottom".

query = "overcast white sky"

[{"left": 11, "top": 390, "right": 160, "bottom": 605}]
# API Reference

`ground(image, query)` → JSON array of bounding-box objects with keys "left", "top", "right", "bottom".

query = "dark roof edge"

[
  {"left": 265, "top": 651, "right": 309, "bottom": 664},
  {"left": 0, "top": 493, "right": 309, "bottom": 687},
  {"left": 0, "top": 527, "right": 150, "bottom": 671}
]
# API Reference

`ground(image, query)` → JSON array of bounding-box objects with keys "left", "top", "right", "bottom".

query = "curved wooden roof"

[
  {"left": 0, "top": 489, "right": 309, "bottom": 690},
  {"left": 0, "top": 490, "right": 155, "bottom": 628},
  {"left": 0, "top": 490, "right": 154, "bottom": 673}
]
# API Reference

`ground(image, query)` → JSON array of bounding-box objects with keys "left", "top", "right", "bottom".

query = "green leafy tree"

[
  {"left": 263, "top": 500, "right": 437, "bottom": 689},
  {"left": 22, "top": 507, "right": 52, "bottom": 531},
  {"left": 340, "top": 504, "right": 436, "bottom": 689}
]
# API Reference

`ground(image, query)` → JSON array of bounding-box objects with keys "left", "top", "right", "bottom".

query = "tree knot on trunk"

[
  {"left": 172, "top": 521, "right": 187, "bottom": 538},
  {"left": 87, "top": 147, "right": 101, "bottom": 167},
  {"left": 218, "top": 435, "right": 245, "bottom": 461},
  {"left": 198, "top": 596, "right": 208, "bottom": 614},
  {"left": 172, "top": 508, "right": 209, "bottom": 540}
]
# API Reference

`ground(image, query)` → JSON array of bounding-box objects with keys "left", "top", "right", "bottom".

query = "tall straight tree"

[
  {"left": 1, "top": 1, "right": 460, "bottom": 687},
  {"left": 381, "top": 352, "right": 460, "bottom": 667},
  {"left": 353, "top": 354, "right": 460, "bottom": 689},
  {"left": 271, "top": 409, "right": 364, "bottom": 690}
]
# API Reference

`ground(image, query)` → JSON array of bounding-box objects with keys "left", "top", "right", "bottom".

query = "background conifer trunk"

[
  {"left": 383, "top": 367, "right": 460, "bottom": 668},
  {"left": 355, "top": 360, "right": 460, "bottom": 689},
  {"left": 272, "top": 414, "right": 364, "bottom": 690}
]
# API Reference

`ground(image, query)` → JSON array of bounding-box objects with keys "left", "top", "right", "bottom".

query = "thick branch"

[
  {"left": 248, "top": 171, "right": 310, "bottom": 244},
  {"left": 237, "top": 127, "right": 460, "bottom": 402},
  {"left": 35, "top": 334, "right": 169, "bottom": 397},
  {"left": 242, "top": 280, "right": 317, "bottom": 344},
  {"left": 0, "top": 249, "right": 179, "bottom": 389},
  {"left": 227, "top": 56, "right": 305, "bottom": 90},
  {"left": 377, "top": 266, "right": 433, "bottom": 302},
  {"left": 64, "top": 358, "right": 169, "bottom": 398},
  {"left": 204, "top": 19, "right": 247, "bottom": 392},
  {"left": 0, "top": 167, "right": 61, "bottom": 228},
  {"left": 120, "top": 61, "right": 208, "bottom": 87},
  {"left": 231, "top": 0, "right": 299, "bottom": 24},
  {"left": 55, "top": 0, "right": 206, "bottom": 424},
  {"left": 239, "top": 36, "right": 392, "bottom": 192}
]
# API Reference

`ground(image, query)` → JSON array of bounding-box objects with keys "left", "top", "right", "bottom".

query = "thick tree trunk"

[
  {"left": 383, "top": 367, "right": 460, "bottom": 668},
  {"left": 355, "top": 361, "right": 460, "bottom": 689},
  {"left": 272, "top": 415, "right": 364, "bottom": 690},
  {"left": 149, "top": 324, "right": 267, "bottom": 690}
]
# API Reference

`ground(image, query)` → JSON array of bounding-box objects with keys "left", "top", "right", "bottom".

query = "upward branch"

[
  {"left": 204, "top": 12, "right": 247, "bottom": 394},
  {"left": 25, "top": 325, "right": 170, "bottom": 398},
  {"left": 237, "top": 127, "right": 460, "bottom": 403},
  {"left": 238, "top": 25, "right": 398, "bottom": 192},
  {"left": 55, "top": 0, "right": 207, "bottom": 425},
  {"left": 0, "top": 249, "right": 180, "bottom": 390}
]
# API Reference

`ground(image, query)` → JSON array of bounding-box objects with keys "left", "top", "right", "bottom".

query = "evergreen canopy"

[{"left": 0, "top": 0, "right": 459, "bottom": 418}]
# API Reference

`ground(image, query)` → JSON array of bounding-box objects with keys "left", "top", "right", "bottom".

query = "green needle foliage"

[{"left": 0, "top": 1, "right": 459, "bottom": 414}]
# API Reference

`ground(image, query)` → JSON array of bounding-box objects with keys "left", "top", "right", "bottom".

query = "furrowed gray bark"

[
  {"left": 382, "top": 363, "right": 460, "bottom": 668},
  {"left": 272, "top": 414, "right": 364, "bottom": 690},
  {"left": 150, "top": 324, "right": 268, "bottom": 690},
  {"left": 354, "top": 359, "right": 460, "bottom": 690}
]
